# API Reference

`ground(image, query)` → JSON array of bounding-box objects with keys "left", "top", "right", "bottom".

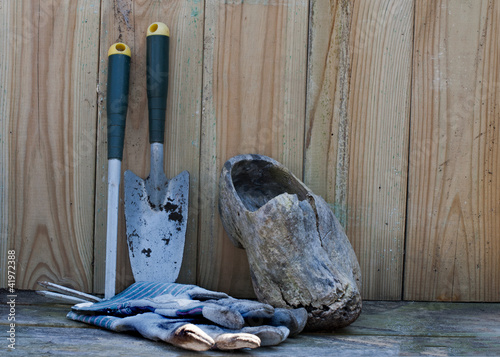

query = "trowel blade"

[{"left": 123, "top": 169, "right": 189, "bottom": 282}]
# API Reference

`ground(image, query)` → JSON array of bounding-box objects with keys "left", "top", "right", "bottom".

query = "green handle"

[
  {"left": 147, "top": 22, "right": 170, "bottom": 144},
  {"left": 107, "top": 43, "right": 131, "bottom": 160}
]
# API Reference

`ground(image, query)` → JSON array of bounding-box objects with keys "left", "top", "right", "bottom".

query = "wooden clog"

[{"left": 219, "top": 154, "right": 362, "bottom": 331}]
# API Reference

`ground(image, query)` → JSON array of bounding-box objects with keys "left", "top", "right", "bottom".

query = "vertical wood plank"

[
  {"left": 0, "top": 0, "right": 13, "bottom": 287},
  {"left": 3, "top": 0, "right": 101, "bottom": 291},
  {"left": 304, "top": 0, "right": 352, "bottom": 230},
  {"left": 94, "top": 0, "right": 204, "bottom": 293},
  {"left": 347, "top": 0, "right": 414, "bottom": 299},
  {"left": 200, "top": 0, "right": 309, "bottom": 297},
  {"left": 405, "top": 0, "right": 500, "bottom": 301},
  {"left": 306, "top": 0, "right": 414, "bottom": 300}
]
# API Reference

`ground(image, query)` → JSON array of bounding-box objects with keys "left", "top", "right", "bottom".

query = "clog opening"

[{"left": 231, "top": 159, "right": 308, "bottom": 212}]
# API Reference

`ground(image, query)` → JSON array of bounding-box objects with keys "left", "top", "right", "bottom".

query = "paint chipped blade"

[{"left": 124, "top": 169, "right": 189, "bottom": 282}]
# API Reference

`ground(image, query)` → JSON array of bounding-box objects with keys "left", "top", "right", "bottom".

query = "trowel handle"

[
  {"left": 146, "top": 22, "right": 170, "bottom": 144},
  {"left": 107, "top": 43, "right": 131, "bottom": 160}
]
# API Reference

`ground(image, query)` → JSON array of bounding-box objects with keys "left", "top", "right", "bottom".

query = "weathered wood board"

[
  {"left": 199, "top": 0, "right": 309, "bottom": 297},
  {"left": 405, "top": 0, "right": 500, "bottom": 301},
  {"left": 93, "top": 0, "right": 204, "bottom": 294},
  {"left": 345, "top": 0, "right": 414, "bottom": 300},
  {"left": 0, "top": 0, "right": 100, "bottom": 292},
  {"left": 2, "top": 292, "right": 499, "bottom": 356},
  {"left": 304, "top": 0, "right": 352, "bottom": 227},
  {"left": 0, "top": 0, "right": 13, "bottom": 288},
  {"left": 305, "top": 0, "right": 414, "bottom": 300}
]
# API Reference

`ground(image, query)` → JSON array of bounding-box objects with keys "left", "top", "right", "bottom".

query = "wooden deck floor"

[{"left": 1, "top": 290, "right": 500, "bottom": 356}]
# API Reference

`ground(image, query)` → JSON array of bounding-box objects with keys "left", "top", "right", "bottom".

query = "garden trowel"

[{"left": 124, "top": 22, "right": 189, "bottom": 283}]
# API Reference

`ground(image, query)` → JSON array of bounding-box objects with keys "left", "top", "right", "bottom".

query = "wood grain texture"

[
  {"left": 0, "top": 0, "right": 13, "bottom": 287},
  {"left": 94, "top": 0, "right": 204, "bottom": 294},
  {"left": 346, "top": 0, "right": 414, "bottom": 300},
  {"left": 304, "top": 0, "right": 352, "bottom": 227},
  {"left": 405, "top": 0, "right": 500, "bottom": 301},
  {"left": 199, "top": 0, "right": 309, "bottom": 297},
  {"left": 4, "top": 294, "right": 500, "bottom": 356},
  {"left": 3, "top": 0, "right": 100, "bottom": 291},
  {"left": 2, "top": 0, "right": 499, "bottom": 303}
]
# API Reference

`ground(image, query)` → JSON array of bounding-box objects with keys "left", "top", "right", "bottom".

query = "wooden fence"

[{"left": 1, "top": 0, "right": 499, "bottom": 301}]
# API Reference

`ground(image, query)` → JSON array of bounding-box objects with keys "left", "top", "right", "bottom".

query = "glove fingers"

[
  {"left": 202, "top": 305, "right": 245, "bottom": 329},
  {"left": 151, "top": 297, "right": 245, "bottom": 330},
  {"left": 186, "top": 286, "right": 229, "bottom": 301},
  {"left": 196, "top": 325, "right": 261, "bottom": 350},
  {"left": 270, "top": 308, "right": 308, "bottom": 337},
  {"left": 241, "top": 325, "right": 290, "bottom": 346},
  {"left": 208, "top": 298, "right": 275, "bottom": 320},
  {"left": 114, "top": 313, "right": 215, "bottom": 352},
  {"left": 170, "top": 323, "right": 215, "bottom": 352},
  {"left": 215, "top": 333, "right": 261, "bottom": 350}
]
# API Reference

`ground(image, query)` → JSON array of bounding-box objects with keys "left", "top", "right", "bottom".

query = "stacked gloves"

[{"left": 67, "top": 281, "right": 307, "bottom": 351}]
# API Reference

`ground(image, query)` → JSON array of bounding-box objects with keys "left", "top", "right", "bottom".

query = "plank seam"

[
  {"left": 401, "top": 0, "right": 418, "bottom": 301},
  {"left": 196, "top": 0, "right": 209, "bottom": 287},
  {"left": 90, "top": 0, "right": 104, "bottom": 294},
  {"left": 302, "top": 0, "right": 313, "bottom": 182}
]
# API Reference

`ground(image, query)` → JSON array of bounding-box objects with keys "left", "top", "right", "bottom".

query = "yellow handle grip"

[
  {"left": 108, "top": 43, "right": 131, "bottom": 57},
  {"left": 147, "top": 22, "right": 170, "bottom": 37}
]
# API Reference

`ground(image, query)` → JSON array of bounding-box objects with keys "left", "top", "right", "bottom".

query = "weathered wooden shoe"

[{"left": 219, "top": 154, "right": 362, "bottom": 331}]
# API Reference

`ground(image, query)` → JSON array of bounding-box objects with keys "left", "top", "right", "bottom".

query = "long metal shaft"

[{"left": 105, "top": 158, "right": 121, "bottom": 299}]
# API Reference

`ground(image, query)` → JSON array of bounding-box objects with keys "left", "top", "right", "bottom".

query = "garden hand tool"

[
  {"left": 35, "top": 44, "right": 131, "bottom": 302},
  {"left": 105, "top": 43, "right": 131, "bottom": 299},
  {"left": 37, "top": 281, "right": 102, "bottom": 305},
  {"left": 124, "top": 22, "right": 189, "bottom": 283}
]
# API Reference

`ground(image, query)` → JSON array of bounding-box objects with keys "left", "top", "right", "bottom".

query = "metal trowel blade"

[{"left": 123, "top": 169, "right": 189, "bottom": 282}]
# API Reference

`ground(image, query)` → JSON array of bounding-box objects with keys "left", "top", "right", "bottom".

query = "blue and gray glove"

[{"left": 67, "top": 281, "right": 306, "bottom": 351}]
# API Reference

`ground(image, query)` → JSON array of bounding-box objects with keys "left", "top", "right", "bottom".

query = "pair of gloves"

[{"left": 67, "top": 281, "right": 307, "bottom": 351}]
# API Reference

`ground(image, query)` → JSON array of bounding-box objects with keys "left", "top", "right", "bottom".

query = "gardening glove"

[
  {"left": 71, "top": 281, "right": 276, "bottom": 329},
  {"left": 66, "top": 311, "right": 290, "bottom": 351},
  {"left": 67, "top": 282, "right": 307, "bottom": 351}
]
